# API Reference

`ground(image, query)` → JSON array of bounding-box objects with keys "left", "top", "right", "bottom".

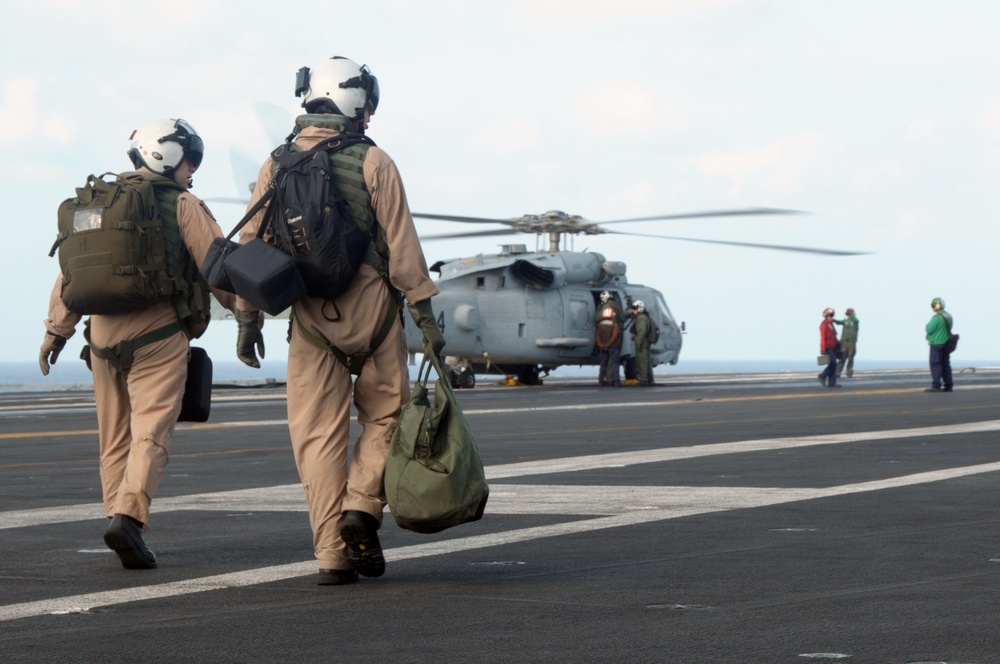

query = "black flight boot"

[
  {"left": 103, "top": 514, "right": 157, "bottom": 569},
  {"left": 340, "top": 510, "right": 385, "bottom": 578}
]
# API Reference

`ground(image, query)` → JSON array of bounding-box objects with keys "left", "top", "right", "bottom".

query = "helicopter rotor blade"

[
  {"left": 606, "top": 230, "right": 867, "bottom": 256},
  {"left": 204, "top": 196, "right": 252, "bottom": 206},
  {"left": 595, "top": 207, "right": 806, "bottom": 225},
  {"left": 412, "top": 212, "right": 521, "bottom": 226},
  {"left": 230, "top": 146, "right": 260, "bottom": 198},
  {"left": 420, "top": 228, "right": 523, "bottom": 241},
  {"left": 253, "top": 102, "right": 296, "bottom": 145}
]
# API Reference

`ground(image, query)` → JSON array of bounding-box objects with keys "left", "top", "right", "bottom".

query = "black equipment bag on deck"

[{"left": 178, "top": 346, "right": 213, "bottom": 423}]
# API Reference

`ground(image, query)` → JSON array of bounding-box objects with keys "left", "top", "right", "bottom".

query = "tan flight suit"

[
  {"left": 45, "top": 190, "right": 234, "bottom": 529},
  {"left": 238, "top": 122, "right": 438, "bottom": 571}
]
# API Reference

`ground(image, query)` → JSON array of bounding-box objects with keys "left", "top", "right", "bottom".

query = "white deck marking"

[
  {"left": 3, "top": 420, "right": 1000, "bottom": 622},
  {"left": 5, "top": 419, "right": 1000, "bottom": 530}
]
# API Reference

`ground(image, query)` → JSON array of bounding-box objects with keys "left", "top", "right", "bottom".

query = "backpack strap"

[
  {"left": 291, "top": 297, "right": 397, "bottom": 376},
  {"left": 326, "top": 139, "right": 400, "bottom": 305},
  {"left": 200, "top": 187, "right": 277, "bottom": 278},
  {"left": 222, "top": 187, "right": 276, "bottom": 241},
  {"left": 86, "top": 321, "right": 183, "bottom": 377}
]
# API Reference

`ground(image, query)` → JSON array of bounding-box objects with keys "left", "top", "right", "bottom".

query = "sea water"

[
  {"left": 0, "top": 360, "right": 289, "bottom": 393},
  {"left": 0, "top": 358, "right": 944, "bottom": 393}
]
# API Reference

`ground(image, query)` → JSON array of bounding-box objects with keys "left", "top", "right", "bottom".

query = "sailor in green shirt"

[
  {"left": 925, "top": 297, "right": 954, "bottom": 392},
  {"left": 834, "top": 308, "right": 859, "bottom": 378}
]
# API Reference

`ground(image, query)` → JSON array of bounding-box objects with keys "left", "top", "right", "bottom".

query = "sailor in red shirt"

[{"left": 818, "top": 307, "right": 841, "bottom": 388}]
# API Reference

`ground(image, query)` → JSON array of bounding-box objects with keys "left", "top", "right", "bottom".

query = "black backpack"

[{"left": 267, "top": 134, "right": 376, "bottom": 301}]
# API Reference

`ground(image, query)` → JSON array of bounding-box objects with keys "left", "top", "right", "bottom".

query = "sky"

[{"left": 4, "top": 0, "right": 999, "bottom": 373}]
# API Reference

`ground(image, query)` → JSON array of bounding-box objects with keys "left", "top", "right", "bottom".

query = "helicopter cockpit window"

[{"left": 657, "top": 293, "right": 673, "bottom": 321}]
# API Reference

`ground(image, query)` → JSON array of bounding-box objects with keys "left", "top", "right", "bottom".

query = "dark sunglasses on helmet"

[
  {"left": 159, "top": 119, "right": 204, "bottom": 168},
  {"left": 341, "top": 65, "right": 379, "bottom": 114}
]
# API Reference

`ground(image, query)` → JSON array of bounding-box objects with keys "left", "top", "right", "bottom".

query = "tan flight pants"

[
  {"left": 286, "top": 319, "right": 409, "bottom": 571},
  {"left": 91, "top": 332, "right": 188, "bottom": 528}
]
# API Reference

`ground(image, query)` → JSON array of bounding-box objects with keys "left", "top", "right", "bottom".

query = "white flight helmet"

[
  {"left": 296, "top": 56, "right": 380, "bottom": 121},
  {"left": 127, "top": 118, "right": 204, "bottom": 175},
  {"left": 633, "top": 300, "right": 645, "bottom": 313},
  {"left": 600, "top": 291, "right": 611, "bottom": 304}
]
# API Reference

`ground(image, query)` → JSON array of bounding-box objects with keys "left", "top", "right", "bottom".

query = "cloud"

[
  {"left": 624, "top": 181, "right": 657, "bottom": 206},
  {"left": 0, "top": 79, "right": 39, "bottom": 143},
  {"left": 981, "top": 97, "right": 1000, "bottom": 140},
  {"left": 46, "top": 0, "right": 208, "bottom": 31},
  {"left": 905, "top": 119, "right": 935, "bottom": 142},
  {"left": 467, "top": 115, "right": 543, "bottom": 154},
  {"left": 0, "top": 78, "right": 77, "bottom": 146},
  {"left": 694, "top": 132, "right": 827, "bottom": 196},
  {"left": 571, "top": 80, "right": 685, "bottom": 137},
  {"left": 512, "top": 0, "right": 748, "bottom": 29},
  {"left": 853, "top": 160, "right": 903, "bottom": 193}
]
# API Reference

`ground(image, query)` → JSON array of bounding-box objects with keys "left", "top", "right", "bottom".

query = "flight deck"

[{"left": 2, "top": 368, "right": 999, "bottom": 663}]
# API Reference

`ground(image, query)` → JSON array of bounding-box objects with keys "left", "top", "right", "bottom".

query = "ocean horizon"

[{"left": 3, "top": 357, "right": 983, "bottom": 393}]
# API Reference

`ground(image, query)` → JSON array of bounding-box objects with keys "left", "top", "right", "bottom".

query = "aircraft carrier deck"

[{"left": 2, "top": 368, "right": 999, "bottom": 663}]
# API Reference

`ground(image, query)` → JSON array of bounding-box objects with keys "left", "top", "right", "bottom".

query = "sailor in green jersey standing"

[
  {"left": 925, "top": 297, "right": 954, "bottom": 392},
  {"left": 834, "top": 308, "right": 859, "bottom": 378}
]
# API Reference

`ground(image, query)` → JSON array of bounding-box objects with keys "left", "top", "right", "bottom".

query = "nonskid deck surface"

[{"left": 2, "top": 368, "right": 999, "bottom": 663}]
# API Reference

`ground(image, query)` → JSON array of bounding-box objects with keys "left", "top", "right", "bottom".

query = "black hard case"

[{"left": 179, "top": 346, "right": 213, "bottom": 423}]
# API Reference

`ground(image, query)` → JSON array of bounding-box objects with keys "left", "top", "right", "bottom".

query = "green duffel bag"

[{"left": 386, "top": 353, "right": 489, "bottom": 534}]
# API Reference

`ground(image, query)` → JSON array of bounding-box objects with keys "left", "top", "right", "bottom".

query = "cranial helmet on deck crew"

[
  {"left": 823, "top": 307, "right": 835, "bottom": 317},
  {"left": 600, "top": 291, "right": 611, "bottom": 304},
  {"left": 931, "top": 297, "right": 944, "bottom": 310},
  {"left": 128, "top": 118, "right": 204, "bottom": 176},
  {"left": 633, "top": 300, "right": 645, "bottom": 313},
  {"left": 846, "top": 307, "right": 855, "bottom": 315},
  {"left": 295, "top": 56, "right": 380, "bottom": 121}
]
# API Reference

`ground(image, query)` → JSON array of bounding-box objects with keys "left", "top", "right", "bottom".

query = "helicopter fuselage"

[{"left": 404, "top": 244, "right": 683, "bottom": 385}]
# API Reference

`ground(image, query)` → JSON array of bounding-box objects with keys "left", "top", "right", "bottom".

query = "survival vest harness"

[
  {"left": 595, "top": 304, "right": 621, "bottom": 350},
  {"left": 265, "top": 118, "right": 398, "bottom": 375}
]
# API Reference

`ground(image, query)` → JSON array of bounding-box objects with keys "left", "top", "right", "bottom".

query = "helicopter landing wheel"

[
  {"left": 517, "top": 365, "right": 540, "bottom": 385},
  {"left": 458, "top": 368, "right": 476, "bottom": 389}
]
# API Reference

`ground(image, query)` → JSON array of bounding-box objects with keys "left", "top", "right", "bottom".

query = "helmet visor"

[
  {"left": 340, "top": 65, "right": 379, "bottom": 116},
  {"left": 161, "top": 119, "right": 204, "bottom": 169},
  {"left": 367, "top": 75, "right": 379, "bottom": 114},
  {"left": 184, "top": 134, "right": 204, "bottom": 169}
]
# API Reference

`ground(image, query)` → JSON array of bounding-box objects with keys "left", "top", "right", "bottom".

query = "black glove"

[
  {"left": 408, "top": 298, "right": 445, "bottom": 357},
  {"left": 39, "top": 331, "right": 67, "bottom": 376},
  {"left": 236, "top": 310, "right": 265, "bottom": 368}
]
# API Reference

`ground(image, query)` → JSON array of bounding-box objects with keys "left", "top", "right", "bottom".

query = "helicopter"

[
  {"left": 208, "top": 105, "right": 866, "bottom": 387},
  {"left": 400, "top": 208, "right": 865, "bottom": 388}
]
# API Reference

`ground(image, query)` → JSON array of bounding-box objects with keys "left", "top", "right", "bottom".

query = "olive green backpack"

[{"left": 49, "top": 171, "right": 210, "bottom": 337}]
